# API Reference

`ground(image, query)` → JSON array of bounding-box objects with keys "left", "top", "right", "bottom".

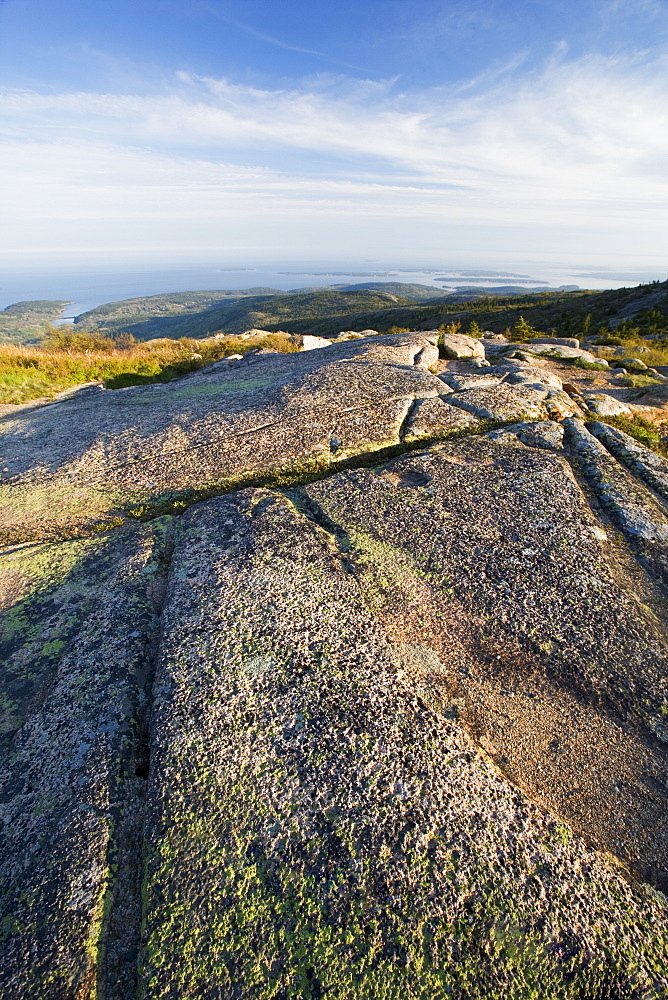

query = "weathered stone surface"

[
  {"left": 440, "top": 332, "right": 486, "bottom": 360},
  {"left": 529, "top": 336, "right": 580, "bottom": 348},
  {"left": 566, "top": 417, "right": 668, "bottom": 580},
  {"left": 444, "top": 380, "right": 581, "bottom": 423},
  {"left": 433, "top": 360, "right": 580, "bottom": 425},
  {"left": 402, "top": 396, "right": 481, "bottom": 441},
  {"left": 507, "top": 342, "right": 608, "bottom": 365},
  {"left": 590, "top": 420, "right": 668, "bottom": 502},
  {"left": 195, "top": 353, "right": 244, "bottom": 375},
  {"left": 301, "top": 335, "right": 332, "bottom": 351},
  {"left": 582, "top": 392, "right": 632, "bottom": 417},
  {"left": 439, "top": 372, "right": 503, "bottom": 391},
  {"left": 0, "top": 522, "right": 169, "bottom": 999},
  {"left": 488, "top": 419, "right": 565, "bottom": 450},
  {"left": 6, "top": 326, "right": 668, "bottom": 998},
  {"left": 0, "top": 332, "right": 442, "bottom": 544},
  {"left": 137, "top": 488, "right": 668, "bottom": 999},
  {"left": 497, "top": 358, "right": 563, "bottom": 389},
  {"left": 306, "top": 440, "right": 668, "bottom": 739},
  {"left": 445, "top": 383, "right": 549, "bottom": 421}
]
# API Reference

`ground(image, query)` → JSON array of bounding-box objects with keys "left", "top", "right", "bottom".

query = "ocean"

[{"left": 1, "top": 255, "right": 665, "bottom": 319}]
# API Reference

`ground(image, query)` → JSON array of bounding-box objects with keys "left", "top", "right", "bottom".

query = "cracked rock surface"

[
  {"left": 2, "top": 330, "right": 668, "bottom": 998},
  {"left": 0, "top": 332, "right": 442, "bottom": 544}
]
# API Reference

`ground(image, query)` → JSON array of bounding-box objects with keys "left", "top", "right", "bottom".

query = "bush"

[
  {"left": 439, "top": 321, "right": 461, "bottom": 337},
  {"left": 510, "top": 316, "right": 539, "bottom": 342},
  {"left": 613, "top": 319, "right": 641, "bottom": 340},
  {"left": 41, "top": 324, "right": 136, "bottom": 352}
]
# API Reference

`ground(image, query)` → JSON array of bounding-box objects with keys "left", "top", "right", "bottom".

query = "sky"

[{"left": 1, "top": 0, "right": 667, "bottom": 272}]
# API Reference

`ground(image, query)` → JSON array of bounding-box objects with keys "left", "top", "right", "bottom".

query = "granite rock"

[
  {"left": 440, "top": 333, "right": 486, "bottom": 360},
  {"left": 0, "top": 331, "right": 443, "bottom": 544},
  {"left": 3, "top": 329, "right": 668, "bottom": 999}
]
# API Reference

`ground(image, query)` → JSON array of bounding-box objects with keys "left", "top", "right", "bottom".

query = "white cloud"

[{"left": 1, "top": 50, "right": 667, "bottom": 259}]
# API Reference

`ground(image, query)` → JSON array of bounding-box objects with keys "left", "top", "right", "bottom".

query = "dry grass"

[{"left": 0, "top": 330, "right": 301, "bottom": 404}]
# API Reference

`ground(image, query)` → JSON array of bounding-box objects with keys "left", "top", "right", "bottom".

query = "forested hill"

[
  {"left": 70, "top": 278, "right": 668, "bottom": 343},
  {"left": 0, "top": 300, "right": 71, "bottom": 344},
  {"left": 75, "top": 288, "right": 419, "bottom": 339},
  {"left": 73, "top": 288, "right": 283, "bottom": 337},
  {"left": 4, "top": 278, "right": 668, "bottom": 347},
  {"left": 278, "top": 279, "right": 668, "bottom": 340}
]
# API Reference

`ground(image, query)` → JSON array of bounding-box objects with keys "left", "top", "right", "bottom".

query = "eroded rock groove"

[{"left": 97, "top": 523, "right": 175, "bottom": 1000}]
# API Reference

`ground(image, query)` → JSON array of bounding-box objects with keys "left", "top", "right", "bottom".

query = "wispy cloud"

[
  {"left": 1, "top": 49, "right": 667, "bottom": 258},
  {"left": 599, "top": 0, "right": 666, "bottom": 19},
  {"left": 202, "top": 5, "right": 367, "bottom": 72}
]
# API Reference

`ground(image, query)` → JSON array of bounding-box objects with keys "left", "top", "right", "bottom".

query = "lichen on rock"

[{"left": 3, "top": 327, "right": 668, "bottom": 999}]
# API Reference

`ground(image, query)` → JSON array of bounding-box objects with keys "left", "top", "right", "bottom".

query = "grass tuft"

[
  {"left": 588, "top": 413, "right": 668, "bottom": 457},
  {"left": 0, "top": 331, "right": 302, "bottom": 404}
]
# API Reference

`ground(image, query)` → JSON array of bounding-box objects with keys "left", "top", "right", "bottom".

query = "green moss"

[
  {"left": 566, "top": 358, "right": 609, "bottom": 371},
  {"left": 613, "top": 373, "right": 665, "bottom": 388},
  {"left": 0, "top": 537, "right": 107, "bottom": 740}
]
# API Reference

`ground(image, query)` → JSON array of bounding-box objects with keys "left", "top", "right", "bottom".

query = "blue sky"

[{"left": 1, "top": 0, "right": 667, "bottom": 268}]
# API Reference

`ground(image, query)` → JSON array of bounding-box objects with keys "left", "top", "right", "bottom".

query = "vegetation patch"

[
  {"left": 586, "top": 413, "right": 668, "bottom": 457},
  {"left": 0, "top": 329, "right": 300, "bottom": 404},
  {"left": 566, "top": 358, "right": 610, "bottom": 371},
  {"left": 612, "top": 373, "right": 666, "bottom": 388}
]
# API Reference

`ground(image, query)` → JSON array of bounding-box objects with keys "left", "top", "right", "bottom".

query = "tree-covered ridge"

[
  {"left": 71, "top": 278, "right": 668, "bottom": 343},
  {"left": 75, "top": 289, "right": 417, "bottom": 340},
  {"left": 291, "top": 281, "right": 446, "bottom": 299},
  {"left": 279, "top": 280, "right": 668, "bottom": 341},
  {"left": 0, "top": 300, "right": 71, "bottom": 345},
  {"left": 73, "top": 288, "right": 282, "bottom": 333}
]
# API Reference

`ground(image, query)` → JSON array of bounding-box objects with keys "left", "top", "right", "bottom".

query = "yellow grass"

[{"left": 0, "top": 331, "right": 301, "bottom": 405}]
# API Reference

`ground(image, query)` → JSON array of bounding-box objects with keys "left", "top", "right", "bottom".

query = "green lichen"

[{"left": 139, "top": 747, "right": 662, "bottom": 1000}]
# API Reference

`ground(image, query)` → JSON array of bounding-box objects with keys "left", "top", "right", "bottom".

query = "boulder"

[
  {"left": 582, "top": 393, "right": 632, "bottom": 417},
  {"left": 440, "top": 333, "right": 486, "bottom": 360},
  {"left": 566, "top": 416, "right": 668, "bottom": 572},
  {"left": 195, "top": 353, "right": 243, "bottom": 375},
  {"left": 508, "top": 342, "right": 608, "bottom": 365},
  {"left": 402, "top": 395, "right": 480, "bottom": 441},
  {"left": 335, "top": 329, "right": 378, "bottom": 340},
  {"left": 529, "top": 336, "right": 580, "bottom": 348},
  {"left": 498, "top": 359, "right": 563, "bottom": 389},
  {"left": 614, "top": 357, "right": 649, "bottom": 372},
  {"left": 301, "top": 335, "right": 333, "bottom": 351},
  {"left": 589, "top": 420, "right": 668, "bottom": 504}
]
